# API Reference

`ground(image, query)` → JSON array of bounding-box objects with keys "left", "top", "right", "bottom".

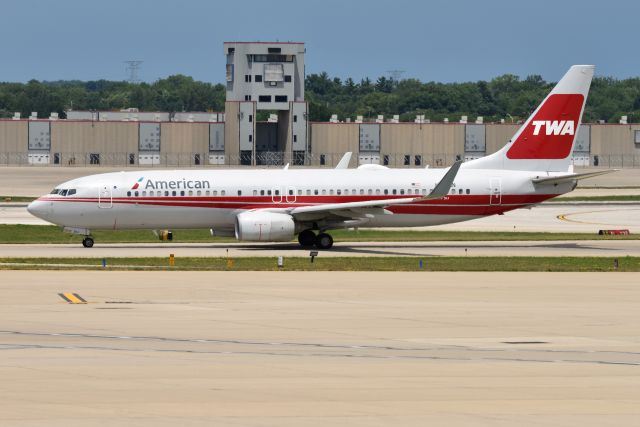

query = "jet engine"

[{"left": 234, "top": 211, "right": 295, "bottom": 242}]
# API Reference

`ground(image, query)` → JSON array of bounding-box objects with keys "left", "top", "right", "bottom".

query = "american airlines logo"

[
  {"left": 531, "top": 120, "right": 575, "bottom": 136},
  {"left": 144, "top": 178, "right": 211, "bottom": 190}
]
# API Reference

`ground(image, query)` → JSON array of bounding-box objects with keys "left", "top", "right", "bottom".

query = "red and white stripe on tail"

[{"left": 466, "top": 65, "right": 594, "bottom": 172}]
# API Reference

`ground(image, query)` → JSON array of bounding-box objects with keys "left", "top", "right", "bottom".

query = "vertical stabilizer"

[{"left": 465, "top": 65, "right": 594, "bottom": 172}]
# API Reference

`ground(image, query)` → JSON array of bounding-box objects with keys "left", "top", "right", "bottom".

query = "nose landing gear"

[{"left": 82, "top": 236, "right": 94, "bottom": 248}]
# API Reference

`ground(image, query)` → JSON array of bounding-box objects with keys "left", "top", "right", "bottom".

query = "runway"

[
  {"left": 0, "top": 271, "right": 638, "bottom": 426},
  {"left": 1, "top": 239, "right": 639, "bottom": 258}
]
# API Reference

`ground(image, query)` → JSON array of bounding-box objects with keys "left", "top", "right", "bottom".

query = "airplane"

[{"left": 28, "top": 65, "right": 613, "bottom": 249}]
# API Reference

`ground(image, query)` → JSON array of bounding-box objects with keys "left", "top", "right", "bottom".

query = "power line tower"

[
  {"left": 124, "top": 60, "right": 143, "bottom": 83},
  {"left": 386, "top": 69, "right": 405, "bottom": 85}
]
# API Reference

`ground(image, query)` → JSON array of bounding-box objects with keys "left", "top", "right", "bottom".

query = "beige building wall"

[
  {"left": 160, "top": 123, "right": 209, "bottom": 154},
  {"left": 50, "top": 121, "right": 138, "bottom": 165},
  {"left": 224, "top": 102, "right": 240, "bottom": 165},
  {"left": 485, "top": 124, "right": 519, "bottom": 154},
  {"left": 380, "top": 123, "right": 464, "bottom": 167},
  {"left": 0, "top": 121, "right": 28, "bottom": 153},
  {"left": 309, "top": 123, "right": 359, "bottom": 167}
]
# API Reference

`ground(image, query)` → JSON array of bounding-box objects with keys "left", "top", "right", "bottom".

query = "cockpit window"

[
  {"left": 60, "top": 189, "right": 68, "bottom": 196},
  {"left": 50, "top": 189, "right": 60, "bottom": 194},
  {"left": 67, "top": 189, "right": 76, "bottom": 196}
]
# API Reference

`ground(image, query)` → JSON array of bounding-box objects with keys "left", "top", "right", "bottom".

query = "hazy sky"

[{"left": 2, "top": 0, "right": 638, "bottom": 83}]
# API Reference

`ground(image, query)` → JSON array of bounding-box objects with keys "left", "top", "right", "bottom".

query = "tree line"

[{"left": 1, "top": 72, "right": 640, "bottom": 123}]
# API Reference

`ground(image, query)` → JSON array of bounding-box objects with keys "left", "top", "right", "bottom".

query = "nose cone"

[{"left": 27, "top": 199, "right": 50, "bottom": 220}]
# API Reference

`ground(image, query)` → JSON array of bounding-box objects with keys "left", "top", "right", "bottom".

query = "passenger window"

[
  {"left": 127, "top": 191, "right": 131, "bottom": 197},
  {"left": 188, "top": 190, "right": 193, "bottom": 196},
  {"left": 367, "top": 189, "right": 372, "bottom": 195},
  {"left": 165, "top": 191, "right": 169, "bottom": 196},
  {"left": 422, "top": 189, "right": 427, "bottom": 195},
  {"left": 275, "top": 189, "right": 280, "bottom": 196},
  {"left": 450, "top": 188, "right": 455, "bottom": 194},
  {"left": 344, "top": 189, "right": 349, "bottom": 195},
  {"left": 466, "top": 189, "right": 471, "bottom": 194},
  {"left": 237, "top": 190, "right": 242, "bottom": 196},
  {"left": 135, "top": 191, "right": 139, "bottom": 197},
  {"left": 180, "top": 191, "right": 185, "bottom": 196},
  {"left": 142, "top": 191, "right": 146, "bottom": 196},
  {"left": 172, "top": 191, "right": 176, "bottom": 196},
  {"left": 221, "top": 190, "right": 226, "bottom": 196},
  {"left": 260, "top": 190, "right": 265, "bottom": 196},
  {"left": 359, "top": 189, "right": 364, "bottom": 195},
  {"left": 321, "top": 189, "right": 326, "bottom": 195},
  {"left": 205, "top": 190, "right": 210, "bottom": 196},
  {"left": 314, "top": 190, "right": 319, "bottom": 195},
  {"left": 297, "top": 189, "right": 302, "bottom": 196},
  {"left": 337, "top": 189, "right": 341, "bottom": 195},
  {"left": 400, "top": 189, "right": 405, "bottom": 195},
  {"left": 196, "top": 190, "right": 201, "bottom": 196},
  {"left": 289, "top": 189, "right": 294, "bottom": 195},
  {"left": 213, "top": 190, "right": 218, "bottom": 196},
  {"left": 458, "top": 189, "right": 463, "bottom": 195},
  {"left": 384, "top": 189, "right": 388, "bottom": 195},
  {"left": 253, "top": 190, "right": 257, "bottom": 196},
  {"left": 375, "top": 189, "right": 380, "bottom": 195},
  {"left": 329, "top": 189, "right": 334, "bottom": 195},
  {"left": 268, "top": 190, "right": 272, "bottom": 196},
  {"left": 306, "top": 189, "right": 311, "bottom": 196},
  {"left": 352, "top": 189, "right": 356, "bottom": 194}
]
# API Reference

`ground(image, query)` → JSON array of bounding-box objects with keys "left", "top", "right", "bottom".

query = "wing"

[{"left": 272, "top": 161, "right": 462, "bottom": 224}]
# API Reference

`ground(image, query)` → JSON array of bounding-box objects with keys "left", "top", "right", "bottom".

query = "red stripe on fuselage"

[{"left": 41, "top": 193, "right": 557, "bottom": 216}]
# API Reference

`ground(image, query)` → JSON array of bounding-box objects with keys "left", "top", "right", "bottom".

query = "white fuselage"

[{"left": 27, "top": 165, "right": 572, "bottom": 233}]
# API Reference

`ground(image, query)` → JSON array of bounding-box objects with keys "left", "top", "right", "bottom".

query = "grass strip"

[
  {"left": 1, "top": 256, "right": 638, "bottom": 272},
  {"left": 0, "top": 224, "right": 638, "bottom": 244}
]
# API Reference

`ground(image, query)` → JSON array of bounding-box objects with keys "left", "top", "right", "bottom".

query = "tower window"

[
  {"left": 255, "top": 75, "right": 262, "bottom": 82},
  {"left": 284, "top": 75, "right": 292, "bottom": 82},
  {"left": 275, "top": 95, "right": 288, "bottom": 102},
  {"left": 259, "top": 95, "right": 271, "bottom": 102}
]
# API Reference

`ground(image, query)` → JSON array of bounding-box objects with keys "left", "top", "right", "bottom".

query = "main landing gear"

[
  {"left": 82, "top": 236, "right": 94, "bottom": 248},
  {"left": 297, "top": 230, "right": 334, "bottom": 250}
]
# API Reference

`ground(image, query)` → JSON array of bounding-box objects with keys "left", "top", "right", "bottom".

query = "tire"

[
  {"left": 82, "top": 237, "right": 94, "bottom": 248},
  {"left": 298, "top": 229, "right": 316, "bottom": 247},
  {"left": 315, "top": 233, "right": 333, "bottom": 250}
]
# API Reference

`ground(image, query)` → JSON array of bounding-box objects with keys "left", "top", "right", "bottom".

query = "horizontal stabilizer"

[{"left": 532, "top": 169, "right": 617, "bottom": 185}]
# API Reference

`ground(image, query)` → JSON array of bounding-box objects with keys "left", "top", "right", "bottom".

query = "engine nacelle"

[{"left": 235, "top": 211, "right": 295, "bottom": 242}]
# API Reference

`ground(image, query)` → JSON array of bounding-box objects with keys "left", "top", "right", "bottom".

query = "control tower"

[{"left": 224, "top": 42, "right": 308, "bottom": 165}]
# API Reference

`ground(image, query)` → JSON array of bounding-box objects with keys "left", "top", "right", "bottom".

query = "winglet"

[
  {"left": 283, "top": 163, "right": 290, "bottom": 170},
  {"left": 419, "top": 160, "right": 463, "bottom": 200},
  {"left": 335, "top": 152, "right": 352, "bottom": 169}
]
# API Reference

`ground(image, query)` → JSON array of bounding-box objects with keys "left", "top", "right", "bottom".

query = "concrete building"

[{"left": 223, "top": 42, "right": 308, "bottom": 166}]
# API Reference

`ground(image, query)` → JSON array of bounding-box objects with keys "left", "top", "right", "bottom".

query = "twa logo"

[
  {"left": 507, "top": 94, "right": 584, "bottom": 160},
  {"left": 531, "top": 120, "right": 575, "bottom": 136},
  {"left": 131, "top": 176, "right": 144, "bottom": 190}
]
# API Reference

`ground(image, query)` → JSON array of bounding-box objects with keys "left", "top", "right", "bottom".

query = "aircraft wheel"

[
  {"left": 315, "top": 233, "right": 333, "bottom": 250},
  {"left": 82, "top": 237, "right": 94, "bottom": 248},
  {"left": 298, "top": 229, "right": 316, "bottom": 247}
]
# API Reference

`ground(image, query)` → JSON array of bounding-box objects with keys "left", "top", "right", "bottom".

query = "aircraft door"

[
  {"left": 98, "top": 185, "right": 112, "bottom": 209},
  {"left": 271, "top": 187, "right": 283, "bottom": 203},
  {"left": 489, "top": 178, "right": 502, "bottom": 205},
  {"left": 285, "top": 187, "right": 297, "bottom": 203}
]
